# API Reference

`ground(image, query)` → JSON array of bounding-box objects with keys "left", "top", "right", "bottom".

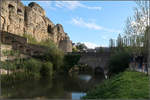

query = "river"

[{"left": 1, "top": 73, "right": 104, "bottom": 99}]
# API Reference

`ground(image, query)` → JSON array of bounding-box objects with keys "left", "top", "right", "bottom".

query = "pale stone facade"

[{"left": 0, "top": 0, "right": 72, "bottom": 52}]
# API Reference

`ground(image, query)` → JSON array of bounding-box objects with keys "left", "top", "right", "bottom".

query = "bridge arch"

[{"left": 94, "top": 66, "right": 105, "bottom": 76}]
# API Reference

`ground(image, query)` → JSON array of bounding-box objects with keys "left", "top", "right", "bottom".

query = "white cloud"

[
  {"left": 71, "top": 17, "right": 121, "bottom": 33},
  {"left": 72, "top": 17, "right": 102, "bottom": 30},
  {"left": 83, "top": 42, "right": 99, "bottom": 49},
  {"left": 34, "top": 1, "right": 56, "bottom": 10},
  {"left": 24, "top": 1, "right": 101, "bottom": 11},
  {"left": 102, "top": 28, "right": 121, "bottom": 33},
  {"left": 55, "top": 1, "right": 101, "bottom": 11}
]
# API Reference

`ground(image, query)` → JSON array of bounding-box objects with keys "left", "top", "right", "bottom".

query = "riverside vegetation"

[
  {"left": 1, "top": 34, "right": 65, "bottom": 85},
  {"left": 83, "top": 70, "right": 149, "bottom": 99},
  {"left": 1, "top": 34, "right": 83, "bottom": 86},
  {"left": 83, "top": 47, "right": 149, "bottom": 99}
]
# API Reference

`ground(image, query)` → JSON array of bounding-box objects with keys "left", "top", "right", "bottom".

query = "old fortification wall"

[
  {"left": 0, "top": 0, "right": 72, "bottom": 52},
  {"left": 1, "top": 31, "right": 49, "bottom": 57}
]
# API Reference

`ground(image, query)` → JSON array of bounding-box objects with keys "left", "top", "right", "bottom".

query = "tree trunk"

[{"left": 148, "top": 27, "right": 150, "bottom": 75}]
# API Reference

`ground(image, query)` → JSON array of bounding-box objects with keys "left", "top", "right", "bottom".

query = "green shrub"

[
  {"left": 1, "top": 61, "right": 18, "bottom": 71},
  {"left": 40, "top": 62, "right": 53, "bottom": 78},
  {"left": 1, "top": 72, "right": 40, "bottom": 86},
  {"left": 39, "top": 39, "right": 57, "bottom": 49},
  {"left": 108, "top": 49, "right": 130, "bottom": 76},
  {"left": 42, "top": 48, "right": 64, "bottom": 71},
  {"left": 62, "top": 54, "right": 81, "bottom": 72},
  {"left": 23, "top": 59, "right": 42, "bottom": 73},
  {"left": 23, "top": 34, "right": 37, "bottom": 44},
  {"left": 23, "top": 33, "right": 64, "bottom": 71}
]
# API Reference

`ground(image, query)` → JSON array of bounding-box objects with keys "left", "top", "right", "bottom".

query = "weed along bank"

[{"left": 0, "top": 0, "right": 149, "bottom": 99}]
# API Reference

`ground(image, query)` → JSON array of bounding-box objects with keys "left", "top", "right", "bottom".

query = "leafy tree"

[
  {"left": 76, "top": 42, "right": 87, "bottom": 51},
  {"left": 108, "top": 49, "right": 131, "bottom": 76},
  {"left": 124, "top": 0, "right": 150, "bottom": 55}
]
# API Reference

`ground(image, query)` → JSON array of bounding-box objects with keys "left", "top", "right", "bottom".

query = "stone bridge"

[{"left": 68, "top": 52, "right": 111, "bottom": 76}]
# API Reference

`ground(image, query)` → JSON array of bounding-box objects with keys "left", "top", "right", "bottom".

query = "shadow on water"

[{"left": 1, "top": 73, "right": 104, "bottom": 99}]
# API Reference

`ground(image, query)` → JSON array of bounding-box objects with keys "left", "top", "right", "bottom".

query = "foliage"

[
  {"left": 108, "top": 48, "right": 131, "bottom": 76},
  {"left": 1, "top": 61, "right": 17, "bottom": 71},
  {"left": 1, "top": 58, "right": 54, "bottom": 84},
  {"left": 72, "top": 46, "right": 79, "bottom": 52},
  {"left": 124, "top": 1, "right": 149, "bottom": 36},
  {"left": 23, "top": 33, "right": 37, "bottom": 44},
  {"left": 83, "top": 70, "right": 149, "bottom": 99},
  {"left": 41, "top": 48, "right": 64, "bottom": 71},
  {"left": 98, "top": 47, "right": 105, "bottom": 53},
  {"left": 23, "top": 32, "right": 65, "bottom": 71},
  {"left": 62, "top": 54, "right": 81, "bottom": 72},
  {"left": 76, "top": 42, "right": 87, "bottom": 51},
  {"left": 23, "top": 58, "right": 42, "bottom": 73},
  {"left": 1, "top": 72, "right": 40, "bottom": 86},
  {"left": 2, "top": 50, "right": 20, "bottom": 56},
  {"left": 39, "top": 39, "right": 57, "bottom": 49},
  {"left": 23, "top": 33, "right": 57, "bottom": 49},
  {"left": 123, "top": 1, "right": 150, "bottom": 54},
  {"left": 40, "top": 62, "right": 53, "bottom": 78}
]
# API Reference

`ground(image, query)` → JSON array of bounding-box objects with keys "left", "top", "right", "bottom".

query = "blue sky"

[{"left": 22, "top": 1, "right": 137, "bottom": 48}]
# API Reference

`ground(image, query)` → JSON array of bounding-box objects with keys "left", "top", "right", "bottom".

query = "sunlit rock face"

[{"left": 0, "top": 0, "right": 72, "bottom": 52}]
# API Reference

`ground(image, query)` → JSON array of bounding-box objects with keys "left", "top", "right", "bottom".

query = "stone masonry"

[
  {"left": 0, "top": 31, "right": 49, "bottom": 57},
  {"left": 0, "top": 0, "right": 72, "bottom": 52}
]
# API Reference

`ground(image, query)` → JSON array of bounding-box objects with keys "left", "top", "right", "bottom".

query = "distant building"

[
  {"left": 86, "top": 49, "right": 96, "bottom": 53},
  {"left": 95, "top": 47, "right": 110, "bottom": 53}
]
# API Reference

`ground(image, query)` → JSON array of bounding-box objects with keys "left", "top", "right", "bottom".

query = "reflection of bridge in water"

[{"left": 67, "top": 52, "right": 111, "bottom": 77}]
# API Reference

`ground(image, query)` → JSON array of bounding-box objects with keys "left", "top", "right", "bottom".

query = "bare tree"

[{"left": 124, "top": 0, "right": 150, "bottom": 49}]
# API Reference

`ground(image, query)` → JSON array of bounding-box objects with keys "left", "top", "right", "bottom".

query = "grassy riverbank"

[{"left": 83, "top": 70, "right": 149, "bottom": 99}]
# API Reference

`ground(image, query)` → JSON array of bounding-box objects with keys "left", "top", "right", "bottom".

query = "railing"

[{"left": 129, "top": 62, "right": 148, "bottom": 75}]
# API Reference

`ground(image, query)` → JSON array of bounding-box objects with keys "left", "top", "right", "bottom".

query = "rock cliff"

[{"left": 0, "top": 0, "right": 72, "bottom": 52}]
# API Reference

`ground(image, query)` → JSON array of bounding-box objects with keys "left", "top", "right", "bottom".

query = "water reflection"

[
  {"left": 2, "top": 73, "right": 104, "bottom": 99},
  {"left": 72, "top": 92, "right": 86, "bottom": 100},
  {"left": 78, "top": 74, "right": 92, "bottom": 82}
]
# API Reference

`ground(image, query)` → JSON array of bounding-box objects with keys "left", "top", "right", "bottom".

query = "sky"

[{"left": 22, "top": 1, "right": 137, "bottom": 48}]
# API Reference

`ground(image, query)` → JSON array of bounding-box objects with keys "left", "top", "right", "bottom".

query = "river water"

[{"left": 2, "top": 73, "right": 104, "bottom": 99}]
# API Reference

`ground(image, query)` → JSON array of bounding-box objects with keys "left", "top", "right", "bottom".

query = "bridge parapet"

[
  {"left": 67, "top": 51, "right": 111, "bottom": 76},
  {"left": 67, "top": 52, "right": 111, "bottom": 57}
]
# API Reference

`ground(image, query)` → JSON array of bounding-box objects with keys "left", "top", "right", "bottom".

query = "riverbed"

[{"left": 1, "top": 73, "right": 104, "bottom": 99}]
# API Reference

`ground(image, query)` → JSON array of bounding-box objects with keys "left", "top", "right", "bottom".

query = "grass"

[
  {"left": 23, "top": 33, "right": 57, "bottom": 49},
  {"left": 1, "top": 58, "right": 54, "bottom": 86},
  {"left": 83, "top": 70, "right": 149, "bottom": 99}
]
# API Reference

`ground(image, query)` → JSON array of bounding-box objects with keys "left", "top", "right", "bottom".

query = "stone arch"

[
  {"left": 8, "top": 4, "right": 15, "bottom": 11},
  {"left": 47, "top": 24, "right": 52, "bottom": 33},
  {"left": 26, "top": 49, "right": 31, "bottom": 54},
  {"left": 8, "top": 4, "right": 14, "bottom": 9},
  {"left": 94, "top": 66, "right": 105, "bottom": 76},
  {"left": 57, "top": 25, "right": 60, "bottom": 32},
  {"left": 17, "top": 8, "right": 22, "bottom": 14}
]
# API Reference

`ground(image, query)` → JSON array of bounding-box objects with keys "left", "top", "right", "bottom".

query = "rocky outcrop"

[{"left": 0, "top": 0, "right": 72, "bottom": 52}]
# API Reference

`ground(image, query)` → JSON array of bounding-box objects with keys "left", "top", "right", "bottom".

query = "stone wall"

[
  {"left": 59, "top": 39, "right": 72, "bottom": 52},
  {"left": 69, "top": 52, "right": 111, "bottom": 75},
  {"left": 0, "top": 31, "right": 48, "bottom": 57},
  {"left": 0, "top": 0, "right": 72, "bottom": 52}
]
